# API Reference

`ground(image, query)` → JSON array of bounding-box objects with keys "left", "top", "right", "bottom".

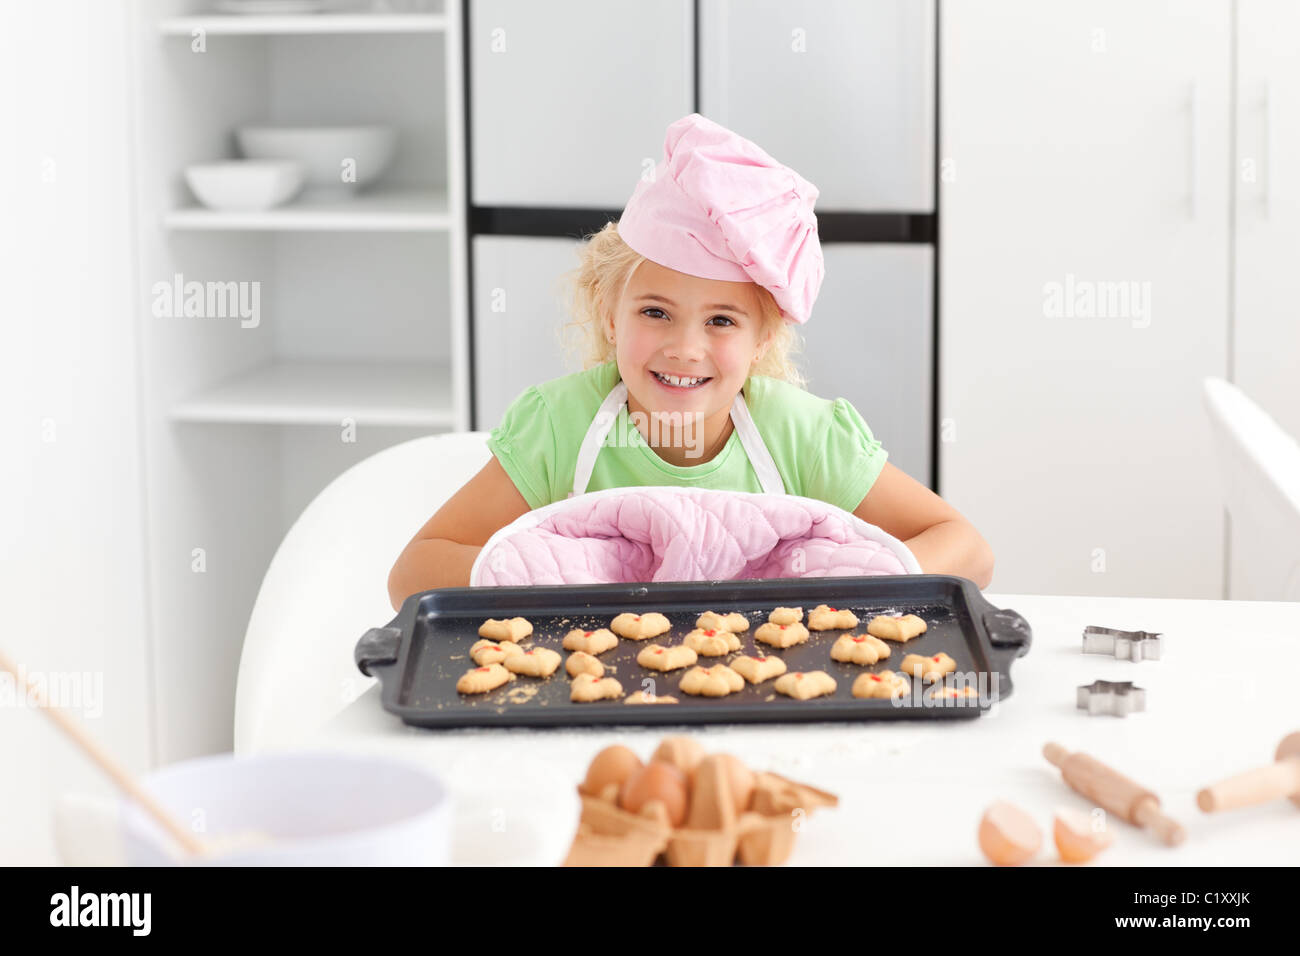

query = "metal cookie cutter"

[
  {"left": 1081, "top": 625, "right": 1162, "bottom": 661},
  {"left": 1077, "top": 679, "right": 1146, "bottom": 717}
]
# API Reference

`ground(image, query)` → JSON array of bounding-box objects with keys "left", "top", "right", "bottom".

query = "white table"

[{"left": 258, "top": 592, "right": 1300, "bottom": 865}]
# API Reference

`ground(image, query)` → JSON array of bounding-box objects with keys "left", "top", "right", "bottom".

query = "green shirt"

[{"left": 487, "top": 360, "right": 888, "bottom": 513}]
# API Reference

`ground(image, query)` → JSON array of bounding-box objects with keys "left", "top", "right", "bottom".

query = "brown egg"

[
  {"left": 619, "top": 761, "right": 689, "bottom": 827},
  {"left": 580, "top": 745, "right": 642, "bottom": 802},
  {"left": 977, "top": 800, "right": 1042, "bottom": 866},
  {"left": 1053, "top": 807, "right": 1114, "bottom": 863},
  {"left": 651, "top": 736, "right": 705, "bottom": 785}
]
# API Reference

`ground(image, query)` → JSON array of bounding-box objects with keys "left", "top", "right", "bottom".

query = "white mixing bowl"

[
  {"left": 120, "top": 749, "right": 451, "bottom": 866},
  {"left": 183, "top": 159, "right": 306, "bottom": 211},
  {"left": 235, "top": 125, "right": 397, "bottom": 197}
]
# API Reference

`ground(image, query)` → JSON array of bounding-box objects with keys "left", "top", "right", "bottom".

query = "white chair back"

[
  {"left": 233, "top": 432, "right": 493, "bottom": 754},
  {"left": 1202, "top": 378, "right": 1300, "bottom": 601}
]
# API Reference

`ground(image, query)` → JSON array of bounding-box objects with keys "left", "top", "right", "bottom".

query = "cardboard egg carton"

[{"left": 563, "top": 756, "right": 838, "bottom": 867}]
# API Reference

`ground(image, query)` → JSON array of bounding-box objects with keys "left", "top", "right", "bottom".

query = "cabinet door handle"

[
  {"left": 1187, "top": 79, "right": 1199, "bottom": 220},
  {"left": 1263, "top": 80, "right": 1273, "bottom": 219}
]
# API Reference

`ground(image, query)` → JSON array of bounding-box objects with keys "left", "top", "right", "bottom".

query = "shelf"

[
  {"left": 163, "top": 187, "right": 450, "bottom": 232},
  {"left": 158, "top": 13, "right": 446, "bottom": 36},
  {"left": 170, "top": 359, "right": 456, "bottom": 427}
]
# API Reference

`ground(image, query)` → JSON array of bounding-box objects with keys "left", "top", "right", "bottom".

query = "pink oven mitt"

[{"left": 470, "top": 486, "right": 921, "bottom": 587}]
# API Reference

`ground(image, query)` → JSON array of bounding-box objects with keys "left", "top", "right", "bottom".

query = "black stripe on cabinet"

[{"left": 469, "top": 207, "right": 935, "bottom": 244}]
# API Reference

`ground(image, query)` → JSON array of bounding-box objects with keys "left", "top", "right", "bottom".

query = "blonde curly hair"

[{"left": 555, "top": 221, "right": 808, "bottom": 389}]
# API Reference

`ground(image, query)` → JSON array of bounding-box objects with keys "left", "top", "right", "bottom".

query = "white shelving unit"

[
  {"left": 157, "top": 13, "right": 446, "bottom": 35},
  {"left": 129, "top": 0, "right": 466, "bottom": 761},
  {"left": 169, "top": 358, "right": 456, "bottom": 426},
  {"left": 163, "top": 186, "right": 452, "bottom": 231}
]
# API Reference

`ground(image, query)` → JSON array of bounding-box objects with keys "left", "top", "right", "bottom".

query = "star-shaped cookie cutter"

[
  {"left": 1081, "top": 625, "right": 1161, "bottom": 661},
  {"left": 1077, "top": 680, "right": 1146, "bottom": 717}
]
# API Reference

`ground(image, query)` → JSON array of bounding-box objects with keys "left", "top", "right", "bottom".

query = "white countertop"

[{"left": 257, "top": 592, "right": 1300, "bottom": 866}]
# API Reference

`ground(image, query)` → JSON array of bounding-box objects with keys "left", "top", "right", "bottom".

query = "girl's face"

[{"left": 608, "top": 258, "right": 770, "bottom": 421}]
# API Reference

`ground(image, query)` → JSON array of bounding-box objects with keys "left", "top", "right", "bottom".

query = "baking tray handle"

[
  {"left": 982, "top": 607, "right": 1032, "bottom": 653},
  {"left": 355, "top": 626, "right": 402, "bottom": 677}
]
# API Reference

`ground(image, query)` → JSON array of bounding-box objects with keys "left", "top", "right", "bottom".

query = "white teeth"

[{"left": 655, "top": 372, "right": 708, "bottom": 388}]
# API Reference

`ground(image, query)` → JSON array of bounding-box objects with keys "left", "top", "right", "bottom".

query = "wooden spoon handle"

[{"left": 0, "top": 648, "right": 206, "bottom": 857}]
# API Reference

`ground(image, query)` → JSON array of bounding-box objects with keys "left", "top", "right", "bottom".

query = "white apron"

[{"left": 569, "top": 379, "right": 785, "bottom": 499}]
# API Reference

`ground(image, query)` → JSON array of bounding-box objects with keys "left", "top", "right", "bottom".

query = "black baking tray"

[{"left": 355, "top": 575, "right": 1031, "bottom": 729}]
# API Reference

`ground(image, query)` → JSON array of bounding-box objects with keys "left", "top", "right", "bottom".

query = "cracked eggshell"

[
  {"left": 978, "top": 800, "right": 1042, "bottom": 866},
  {"left": 1053, "top": 806, "right": 1115, "bottom": 863}
]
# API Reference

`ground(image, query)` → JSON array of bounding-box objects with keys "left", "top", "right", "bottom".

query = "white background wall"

[{"left": 0, "top": 0, "right": 153, "bottom": 864}]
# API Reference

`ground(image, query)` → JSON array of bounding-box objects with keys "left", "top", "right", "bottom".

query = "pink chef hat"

[{"left": 616, "top": 113, "right": 824, "bottom": 325}]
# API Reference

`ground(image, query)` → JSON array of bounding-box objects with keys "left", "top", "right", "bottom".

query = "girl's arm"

[
  {"left": 852, "top": 462, "right": 996, "bottom": 589},
  {"left": 387, "top": 456, "right": 533, "bottom": 610}
]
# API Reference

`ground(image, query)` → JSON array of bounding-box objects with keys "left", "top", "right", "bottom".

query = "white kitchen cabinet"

[
  {"left": 941, "top": 0, "right": 1232, "bottom": 597},
  {"left": 1230, "top": 0, "right": 1300, "bottom": 599},
  {"left": 469, "top": 0, "right": 694, "bottom": 207},
  {"left": 799, "top": 245, "right": 933, "bottom": 484},
  {"left": 699, "top": 0, "right": 935, "bottom": 212}
]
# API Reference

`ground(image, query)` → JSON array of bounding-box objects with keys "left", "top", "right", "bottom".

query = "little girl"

[{"left": 389, "top": 114, "right": 993, "bottom": 608}]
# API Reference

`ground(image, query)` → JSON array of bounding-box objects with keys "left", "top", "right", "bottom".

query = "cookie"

[
  {"left": 469, "top": 638, "right": 526, "bottom": 666},
  {"left": 565, "top": 651, "right": 604, "bottom": 678},
  {"left": 570, "top": 673, "right": 623, "bottom": 702},
  {"left": 852, "top": 670, "right": 911, "bottom": 699},
  {"left": 624, "top": 691, "right": 680, "bottom": 705},
  {"left": 504, "top": 646, "right": 562, "bottom": 678},
  {"left": 754, "top": 621, "right": 810, "bottom": 649},
  {"left": 456, "top": 663, "right": 513, "bottom": 695},
  {"left": 477, "top": 617, "right": 533, "bottom": 642},
  {"left": 696, "top": 611, "right": 750, "bottom": 633},
  {"left": 730, "top": 654, "right": 788, "bottom": 684},
  {"left": 610, "top": 612, "right": 671, "bottom": 640},
  {"left": 679, "top": 665, "right": 745, "bottom": 698},
  {"left": 562, "top": 627, "right": 619, "bottom": 655},
  {"left": 901, "top": 652, "right": 956, "bottom": 683},
  {"left": 930, "top": 685, "right": 979, "bottom": 701},
  {"left": 866, "top": 614, "right": 928, "bottom": 643},
  {"left": 768, "top": 606, "right": 803, "bottom": 625},
  {"left": 637, "top": 643, "right": 698, "bottom": 672},
  {"left": 774, "top": 670, "right": 837, "bottom": 700},
  {"left": 808, "top": 604, "right": 860, "bottom": 631},
  {"left": 683, "top": 627, "right": 742, "bottom": 657},
  {"left": 830, "top": 633, "right": 892, "bottom": 666}
]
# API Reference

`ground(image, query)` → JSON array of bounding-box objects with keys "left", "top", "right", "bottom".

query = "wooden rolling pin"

[
  {"left": 1043, "top": 742, "right": 1186, "bottom": 846},
  {"left": 1197, "top": 731, "right": 1300, "bottom": 813}
]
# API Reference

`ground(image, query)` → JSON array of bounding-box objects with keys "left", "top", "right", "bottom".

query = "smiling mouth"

[{"left": 651, "top": 370, "right": 712, "bottom": 389}]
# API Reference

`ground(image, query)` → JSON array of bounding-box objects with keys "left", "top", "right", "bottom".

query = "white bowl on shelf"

[
  {"left": 183, "top": 159, "right": 306, "bottom": 211},
  {"left": 214, "top": 0, "right": 332, "bottom": 13},
  {"left": 236, "top": 125, "right": 398, "bottom": 200}
]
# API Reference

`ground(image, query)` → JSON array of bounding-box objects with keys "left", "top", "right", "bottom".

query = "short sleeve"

[
  {"left": 486, "top": 386, "right": 554, "bottom": 510},
  {"left": 804, "top": 398, "right": 889, "bottom": 513}
]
